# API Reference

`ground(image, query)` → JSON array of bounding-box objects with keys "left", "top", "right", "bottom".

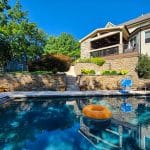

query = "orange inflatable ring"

[{"left": 82, "top": 104, "right": 112, "bottom": 120}]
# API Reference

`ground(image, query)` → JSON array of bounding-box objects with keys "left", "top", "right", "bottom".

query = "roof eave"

[{"left": 79, "top": 26, "right": 128, "bottom": 43}]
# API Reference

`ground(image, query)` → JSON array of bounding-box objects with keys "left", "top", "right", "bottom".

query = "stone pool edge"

[{"left": 0, "top": 90, "right": 149, "bottom": 100}]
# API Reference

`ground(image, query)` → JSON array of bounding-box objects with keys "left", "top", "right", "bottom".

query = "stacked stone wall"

[
  {"left": 0, "top": 74, "right": 66, "bottom": 92},
  {"left": 75, "top": 52, "right": 141, "bottom": 89}
]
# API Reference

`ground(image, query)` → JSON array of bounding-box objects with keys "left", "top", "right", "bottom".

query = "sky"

[{"left": 12, "top": 0, "right": 150, "bottom": 40}]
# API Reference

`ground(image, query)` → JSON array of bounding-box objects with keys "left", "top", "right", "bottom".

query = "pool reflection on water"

[{"left": 0, "top": 96, "right": 149, "bottom": 150}]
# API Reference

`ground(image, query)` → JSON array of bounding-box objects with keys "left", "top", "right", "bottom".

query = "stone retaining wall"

[
  {"left": 74, "top": 63, "right": 101, "bottom": 75},
  {"left": 75, "top": 52, "right": 139, "bottom": 75},
  {"left": 75, "top": 52, "right": 140, "bottom": 89},
  {"left": 77, "top": 75, "right": 150, "bottom": 90},
  {"left": 77, "top": 75, "right": 124, "bottom": 90},
  {"left": 0, "top": 73, "right": 66, "bottom": 92},
  {"left": 137, "top": 79, "right": 150, "bottom": 90}
]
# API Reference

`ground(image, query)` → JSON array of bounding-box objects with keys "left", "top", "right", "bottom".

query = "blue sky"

[{"left": 14, "top": 0, "right": 150, "bottom": 39}]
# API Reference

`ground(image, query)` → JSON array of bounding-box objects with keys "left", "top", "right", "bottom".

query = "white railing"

[
  {"left": 89, "top": 43, "right": 139, "bottom": 57},
  {"left": 123, "top": 44, "right": 139, "bottom": 53},
  {"left": 90, "top": 44, "right": 120, "bottom": 52}
]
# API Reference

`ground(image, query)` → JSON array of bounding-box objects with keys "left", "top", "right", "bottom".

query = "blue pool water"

[{"left": 0, "top": 96, "right": 149, "bottom": 150}]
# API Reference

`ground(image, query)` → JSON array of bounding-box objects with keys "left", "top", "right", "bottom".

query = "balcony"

[
  {"left": 90, "top": 33, "right": 120, "bottom": 50},
  {"left": 90, "top": 43, "right": 139, "bottom": 58},
  {"left": 90, "top": 44, "right": 119, "bottom": 57},
  {"left": 89, "top": 31, "right": 138, "bottom": 57}
]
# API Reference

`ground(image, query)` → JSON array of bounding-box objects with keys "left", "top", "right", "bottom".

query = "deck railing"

[
  {"left": 89, "top": 43, "right": 139, "bottom": 58},
  {"left": 123, "top": 44, "right": 139, "bottom": 53}
]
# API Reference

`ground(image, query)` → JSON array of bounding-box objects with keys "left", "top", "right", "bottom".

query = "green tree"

[
  {"left": 44, "top": 33, "right": 80, "bottom": 59},
  {"left": 0, "top": 0, "right": 10, "bottom": 26},
  {"left": 0, "top": 33, "right": 11, "bottom": 66},
  {"left": 136, "top": 54, "right": 150, "bottom": 79},
  {"left": 0, "top": 0, "right": 47, "bottom": 61},
  {"left": 0, "top": 0, "right": 12, "bottom": 66}
]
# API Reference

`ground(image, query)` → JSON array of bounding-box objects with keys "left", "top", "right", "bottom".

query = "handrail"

[
  {"left": 89, "top": 43, "right": 139, "bottom": 53},
  {"left": 123, "top": 44, "right": 139, "bottom": 53},
  {"left": 89, "top": 44, "right": 120, "bottom": 52}
]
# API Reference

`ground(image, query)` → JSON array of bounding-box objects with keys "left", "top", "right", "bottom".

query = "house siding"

[{"left": 141, "top": 29, "right": 150, "bottom": 55}]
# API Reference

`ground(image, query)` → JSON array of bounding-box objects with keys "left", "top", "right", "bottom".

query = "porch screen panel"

[
  {"left": 90, "top": 46, "right": 119, "bottom": 57},
  {"left": 91, "top": 33, "right": 120, "bottom": 50}
]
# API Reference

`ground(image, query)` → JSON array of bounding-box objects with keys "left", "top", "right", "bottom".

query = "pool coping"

[{"left": 0, "top": 90, "right": 149, "bottom": 100}]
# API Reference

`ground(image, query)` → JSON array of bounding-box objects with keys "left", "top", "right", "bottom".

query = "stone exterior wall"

[
  {"left": 0, "top": 74, "right": 66, "bottom": 92},
  {"left": 80, "top": 38, "right": 91, "bottom": 58}
]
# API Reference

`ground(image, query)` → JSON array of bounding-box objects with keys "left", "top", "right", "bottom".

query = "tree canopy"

[
  {"left": 0, "top": 0, "right": 80, "bottom": 68},
  {"left": 0, "top": 0, "right": 47, "bottom": 65},
  {"left": 0, "top": 0, "right": 10, "bottom": 26},
  {"left": 44, "top": 33, "right": 80, "bottom": 59}
]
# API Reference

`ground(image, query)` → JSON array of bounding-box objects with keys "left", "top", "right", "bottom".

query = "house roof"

[
  {"left": 120, "top": 13, "right": 150, "bottom": 26},
  {"left": 80, "top": 13, "right": 150, "bottom": 43},
  {"left": 79, "top": 26, "right": 129, "bottom": 43},
  {"left": 105, "top": 22, "right": 115, "bottom": 28},
  {"left": 130, "top": 23, "right": 150, "bottom": 36}
]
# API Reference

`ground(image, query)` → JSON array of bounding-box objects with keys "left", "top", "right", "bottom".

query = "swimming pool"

[{"left": 0, "top": 96, "right": 149, "bottom": 150}]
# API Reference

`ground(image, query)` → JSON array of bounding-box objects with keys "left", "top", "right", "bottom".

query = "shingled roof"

[{"left": 120, "top": 13, "right": 150, "bottom": 26}]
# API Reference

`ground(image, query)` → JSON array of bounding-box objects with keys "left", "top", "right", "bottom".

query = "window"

[
  {"left": 145, "top": 31, "right": 150, "bottom": 43},
  {"left": 130, "top": 36, "right": 137, "bottom": 48}
]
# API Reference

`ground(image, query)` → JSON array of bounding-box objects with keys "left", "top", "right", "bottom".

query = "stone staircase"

[
  {"left": 66, "top": 76, "right": 80, "bottom": 91},
  {"left": 65, "top": 66, "right": 80, "bottom": 91}
]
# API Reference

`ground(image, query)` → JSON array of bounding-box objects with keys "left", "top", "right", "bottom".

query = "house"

[{"left": 80, "top": 13, "right": 150, "bottom": 58}]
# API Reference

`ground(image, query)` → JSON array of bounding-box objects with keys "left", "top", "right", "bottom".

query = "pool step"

[{"left": 66, "top": 101, "right": 81, "bottom": 115}]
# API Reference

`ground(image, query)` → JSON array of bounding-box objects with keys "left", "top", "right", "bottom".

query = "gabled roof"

[
  {"left": 105, "top": 22, "right": 115, "bottom": 28},
  {"left": 130, "top": 23, "right": 150, "bottom": 36},
  {"left": 120, "top": 13, "right": 150, "bottom": 26},
  {"left": 80, "top": 13, "right": 150, "bottom": 43},
  {"left": 79, "top": 26, "right": 129, "bottom": 43}
]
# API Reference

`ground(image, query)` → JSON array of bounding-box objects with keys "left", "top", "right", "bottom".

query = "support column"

[
  {"left": 97, "top": 32, "right": 100, "bottom": 37},
  {"left": 119, "top": 31, "right": 123, "bottom": 54}
]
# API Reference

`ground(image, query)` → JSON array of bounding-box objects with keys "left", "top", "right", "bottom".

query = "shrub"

[
  {"left": 81, "top": 69, "right": 96, "bottom": 75},
  {"left": 28, "top": 54, "right": 72, "bottom": 73},
  {"left": 101, "top": 69, "right": 129, "bottom": 75},
  {"left": 101, "top": 70, "right": 118, "bottom": 75},
  {"left": 76, "top": 57, "right": 105, "bottom": 66},
  {"left": 90, "top": 58, "right": 105, "bottom": 66},
  {"left": 136, "top": 54, "right": 150, "bottom": 79},
  {"left": 75, "top": 58, "right": 91, "bottom": 63},
  {"left": 118, "top": 70, "right": 129, "bottom": 75}
]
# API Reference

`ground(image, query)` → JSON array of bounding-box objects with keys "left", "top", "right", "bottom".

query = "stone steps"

[
  {"left": 66, "top": 76, "right": 80, "bottom": 91},
  {"left": 65, "top": 66, "right": 80, "bottom": 91}
]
